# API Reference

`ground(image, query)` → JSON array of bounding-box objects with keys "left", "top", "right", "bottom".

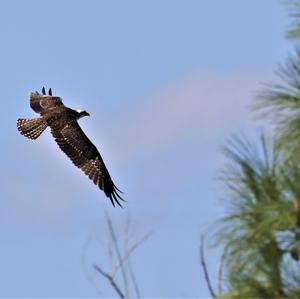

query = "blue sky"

[{"left": 0, "top": 0, "right": 290, "bottom": 297}]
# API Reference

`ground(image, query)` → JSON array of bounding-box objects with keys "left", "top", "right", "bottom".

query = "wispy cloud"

[{"left": 108, "top": 69, "right": 271, "bottom": 162}]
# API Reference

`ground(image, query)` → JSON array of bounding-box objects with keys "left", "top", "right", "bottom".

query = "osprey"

[{"left": 17, "top": 87, "right": 124, "bottom": 207}]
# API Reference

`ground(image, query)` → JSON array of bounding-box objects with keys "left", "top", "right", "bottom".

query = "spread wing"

[
  {"left": 51, "top": 121, "right": 124, "bottom": 207},
  {"left": 30, "top": 90, "right": 64, "bottom": 115}
]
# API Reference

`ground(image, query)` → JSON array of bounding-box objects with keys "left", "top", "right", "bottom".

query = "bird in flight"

[{"left": 17, "top": 87, "right": 124, "bottom": 207}]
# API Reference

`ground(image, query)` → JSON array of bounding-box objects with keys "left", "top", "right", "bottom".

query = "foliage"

[
  {"left": 254, "top": 50, "right": 300, "bottom": 162},
  {"left": 287, "top": 1, "right": 300, "bottom": 40},
  {"left": 216, "top": 135, "right": 300, "bottom": 298},
  {"left": 215, "top": 2, "right": 300, "bottom": 298}
]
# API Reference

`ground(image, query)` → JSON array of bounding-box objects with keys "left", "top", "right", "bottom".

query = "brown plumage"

[{"left": 17, "top": 87, "right": 124, "bottom": 207}]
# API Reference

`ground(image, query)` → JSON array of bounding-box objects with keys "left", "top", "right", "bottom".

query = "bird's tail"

[{"left": 17, "top": 118, "right": 48, "bottom": 140}]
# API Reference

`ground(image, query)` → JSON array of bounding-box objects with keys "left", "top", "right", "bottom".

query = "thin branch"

[
  {"left": 105, "top": 211, "right": 130, "bottom": 297},
  {"left": 111, "top": 231, "right": 153, "bottom": 277},
  {"left": 124, "top": 210, "right": 132, "bottom": 245},
  {"left": 200, "top": 235, "right": 217, "bottom": 299},
  {"left": 127, "top": 256, "right": 141, "bottom": 298},
  {"left": 94, "top": 264, "right": 125, "bottom": 299},
  {"left": 107, "top": 225, "right": 115, "bottom": 271}
]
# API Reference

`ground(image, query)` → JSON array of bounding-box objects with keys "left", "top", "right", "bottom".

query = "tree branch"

[
  {"left": 94, "top": 264, "right": 125, "bottom": 298},
  {"left": 105, "top": 210, "right": 130, "bottom": 297},
  {"left": 127, "top": 256, "right": 141, "bottom": 299},
  {"left": 200, "top": 235, "right": 217, "bottom": 299},
  {"left": 111, "top": 231, "right": 153, "bottom": 277}
]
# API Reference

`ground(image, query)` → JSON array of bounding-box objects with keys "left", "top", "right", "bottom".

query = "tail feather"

[{"left": 17, "top": 118, "right": 47, "bottom": 140}]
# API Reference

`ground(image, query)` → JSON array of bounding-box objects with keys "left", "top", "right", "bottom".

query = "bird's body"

[{"left": 17, "top": 87, "right": 124, "bottom": 207}]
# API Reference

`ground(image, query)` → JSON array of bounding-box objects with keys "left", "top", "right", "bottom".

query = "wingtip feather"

[{"left": 109, "top": 187, "right": 125, "bottom": 208}]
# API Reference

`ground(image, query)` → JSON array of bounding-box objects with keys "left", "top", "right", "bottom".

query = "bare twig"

[
  {"left": 94, "top": 264, "right": 125, "bottom": 299},
  {"left": 200, "top": 235, "right": 217, "bottom": 299},
  {"left": 107, "top": 225, "right": 116, "bottom": 272},
  {"left": 105, "top": 211, "right": 130, "bottom": 297},
  {"left": 127, "top": 256, "right": 141, "bottom": 298},
  {"left": 111, "top": 231, "right": 153, "bottom": 277},
  {"left": 90, "top": 212, "right": 151, "bottom": 298},
  {"left": 124, "top": 210, "right": 132, "bottom": 245}
]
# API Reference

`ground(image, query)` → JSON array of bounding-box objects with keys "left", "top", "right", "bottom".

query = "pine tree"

[{"left": 215, "top": 2, "right": 300, "bottom": 298}]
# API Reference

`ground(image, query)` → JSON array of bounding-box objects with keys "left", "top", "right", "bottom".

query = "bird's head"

[{"left": 76, "top": 109, "right": 90, "bottom": 119}]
